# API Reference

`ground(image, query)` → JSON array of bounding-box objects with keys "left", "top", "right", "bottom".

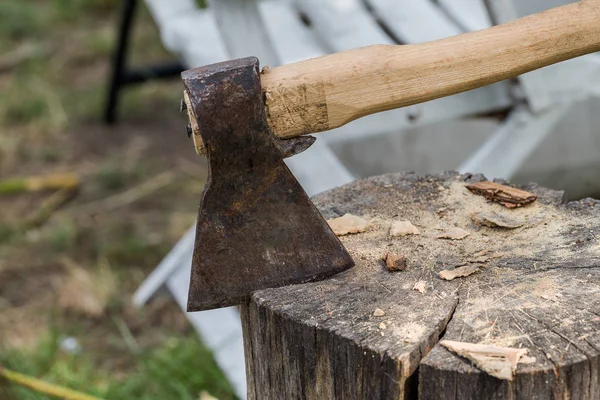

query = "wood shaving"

[
  {"left": 327, "top": 214, "right": 372, "bottom": 236},
  {"left": 472, "top": 211, "right": 525, "bottom": 229},
  {"left": 435, "top": 227, "right": 470, "bottom": 240},
  {"left": 413, "top": 280, "right": 427, "bottom": 294},
  {"left": 440, "top": 340, "right": 530, "bottom": 380},
  {"left": 373, "top": 308, "right": 385, "bottom": 317},
  {"left": 466, "top": 181, "right": 537, "bottom": 208},
  {"left": 382, "top": 252, "right": 407, "bottom": 272},
  {"left": 439, "top": 265, "right": 480, "bottom": 281},
  {"left": 390, "top": 220, "right": 420, "bottom": 237}
]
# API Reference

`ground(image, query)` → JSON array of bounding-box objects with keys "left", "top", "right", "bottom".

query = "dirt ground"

[{"left": 0, "top": 1, "right": 235, "bottom": 398}]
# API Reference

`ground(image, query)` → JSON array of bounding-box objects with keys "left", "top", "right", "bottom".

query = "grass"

[
  {"left": 1, "top": 331, "right": 234, "bottom": 399},
  {"left": 0, "top": 0, "right": 229, "bottom": 398}
]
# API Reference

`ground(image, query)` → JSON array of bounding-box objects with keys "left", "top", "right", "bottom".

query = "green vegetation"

[
  {"left": 1, "top": 333, "right": 234, "bottom": 399},
  {"left": 0, "top": 0, "right": 223, "bottom": 398}
]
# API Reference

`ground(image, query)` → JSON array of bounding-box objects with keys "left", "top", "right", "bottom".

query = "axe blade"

[{"left": 182, "top": 57, "right": 354, "bottom": 312}]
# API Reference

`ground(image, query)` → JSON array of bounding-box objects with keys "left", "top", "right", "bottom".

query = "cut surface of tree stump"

[{"left": 240, "top": 171, "right": 600, "bottom": 399}]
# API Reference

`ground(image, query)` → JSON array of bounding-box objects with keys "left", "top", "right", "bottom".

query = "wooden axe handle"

[{"left": 261, "top": 0, "right": 600, "bottom": 139}]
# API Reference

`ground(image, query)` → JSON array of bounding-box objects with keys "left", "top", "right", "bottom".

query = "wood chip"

[
  {"left": 382, "top": 252, "right": 407, "bottom": 272},
  {"left": 439, "top": 265, "right": 480, "bottom": 281},
  {"left": 440, "top": 340, "right": 530, "bottom": 380},
  {"left": 413, "top": 280, "right": 427, "bottom": 294},
  {"left": 390, "top": 220, "right": 420, "bottom": 237},
  {"left": 466, "top": 181, "right": 537, "bottom": 208},
  {"left": 373, "top": 308, "right": 385, "bottom": 317},
  {"left": 472, "top": 211, "right": 525, "bottom": 229},
  {"left": 327, "top": 214, "right": 372, "bottom": 236},
  {"left": 435, "top": 227, "right": 470, "bottom": 240}
]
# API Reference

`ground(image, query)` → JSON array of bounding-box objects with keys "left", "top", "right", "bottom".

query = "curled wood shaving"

[
  {"left": 390, "top": 220, "right": 420, "bottom": 237},
  {"left": 466, "top": 181, "right": 537, "bottom": 208},
  {"left": 440, "top": 340, "right": 530, "bottom": 380},
  {"left": 435, "top": 227, "right": 470, "bottom": 240},
  {"left": 327, "top": 214, "right": 372, "bottom": 236},
  {"left": 472, "top": 211, "right": 524, "bottom": 229},
  {"left": 439, "top": 265, "right": 480, "bottom": 281}
]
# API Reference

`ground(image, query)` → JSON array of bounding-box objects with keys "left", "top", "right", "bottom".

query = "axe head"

[{"left": 182, "top": 57, "right": 354, "bottom": 312}]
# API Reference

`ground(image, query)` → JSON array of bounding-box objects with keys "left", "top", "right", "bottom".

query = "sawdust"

[
  {"left": 316, "top": 175, "right": 600, "bottom": 349},
  {"left": 513, "top": 274, "right": 560, "bottom": 300},
  {"left": 393, "top": 322, "right": 427, "bottom": 343},
  {"left": 335, "top": 179, "right": 579, "bottom": 282}
]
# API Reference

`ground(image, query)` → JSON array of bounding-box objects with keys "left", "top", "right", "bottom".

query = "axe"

[{"left": 182, "top": 0, "right": 600, "bottom": 311}]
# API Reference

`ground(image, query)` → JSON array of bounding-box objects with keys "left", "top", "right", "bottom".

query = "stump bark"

[{"left": 240, "top": 172, "right": 600, "bottom": 399}]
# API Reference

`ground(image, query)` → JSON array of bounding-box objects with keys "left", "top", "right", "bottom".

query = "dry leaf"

[
  {"left": 390, "top": 220, "right": 420, "bottom": 237},
  {"left": 373, "top": 308, "right": 385, "bottom": 317},
  {"left": 413, "top": 280, "right": 427, "bottom": 294},
  {"left": 466, "top": 181, "right": 537, "bottom": 208},
  {"left": 440, "top": 340, "right": 530, "bottom": 380},
  {"left": 382, "top": 252, "right": 407, "bottom": 272},
  {"left": 439, "top": 265, "right": 480, "bottom": 281},
  {"left": 472, "top": 211, "right": 525, "bottom": 229},
  {"left": 435, "top": 227, "right": 470, "bottom": 240},
  {"left": 327, "top": 214, "right": 372, "bottom": 236}
]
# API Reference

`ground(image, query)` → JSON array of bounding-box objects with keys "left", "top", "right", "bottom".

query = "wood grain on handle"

[{"left": 261, "top": 0, "right": 600, "bottom": 139}]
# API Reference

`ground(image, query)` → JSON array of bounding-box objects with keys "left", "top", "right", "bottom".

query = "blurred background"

[
  {"left": 1, "top": 0, "right": 600, "bottom": 399},
  {"left": 0, "top": 0, "right": 229, "bottom": 399}
]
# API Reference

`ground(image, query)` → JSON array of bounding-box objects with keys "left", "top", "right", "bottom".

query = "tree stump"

[{"left": 240, "top": 172, "right": 600, "bottom": 399}]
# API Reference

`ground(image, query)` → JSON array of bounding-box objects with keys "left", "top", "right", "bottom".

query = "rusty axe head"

[{"left": 181, "top": 57, "right": 354, "bottom": 312}]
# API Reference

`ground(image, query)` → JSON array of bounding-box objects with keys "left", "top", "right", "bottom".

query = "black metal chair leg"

[{"left": 105, "top": 0, "right": 138, "bottom": 124}]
